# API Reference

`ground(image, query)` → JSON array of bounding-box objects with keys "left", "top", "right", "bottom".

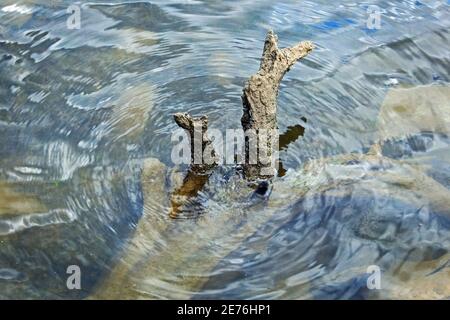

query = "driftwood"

[
  {"left": 171, "top": 30, "right": 313, "bottom": 217},
  {"left": 241, "top": 30, "right": 313, "bottom": 178},
  {"left": 173, "top": 112, "right": 218, "bottom": 174},
  {"left": 170, "top": 113, "right": 217, "bottom": 218}
]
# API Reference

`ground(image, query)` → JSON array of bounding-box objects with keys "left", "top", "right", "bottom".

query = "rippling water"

[{"left": 0, "top": 0, "right": 449, "bottom": 299}]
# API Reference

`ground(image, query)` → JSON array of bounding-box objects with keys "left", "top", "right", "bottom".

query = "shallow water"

[{"left": 0, "top": 0, "right": 449, "bottom": 299}]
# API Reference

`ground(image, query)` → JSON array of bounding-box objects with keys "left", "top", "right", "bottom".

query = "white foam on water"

[
  {"left": 0, "top": 209, "right": 77, "bottom": 236},
  {"left": 1, "top": 4, "right": 33, "bottom": 15}
]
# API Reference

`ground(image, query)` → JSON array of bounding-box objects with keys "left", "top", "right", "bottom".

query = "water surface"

[{"left": 0, "top": 0, "right": 449, "bottom": 299}]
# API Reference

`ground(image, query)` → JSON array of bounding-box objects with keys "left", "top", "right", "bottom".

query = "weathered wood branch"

[
  {"left": 241, "top": 30, "right": 314, "bottom": 179},
  {"left": 171, "top": 112, "right": 217, "bottom": 218},
  {"left": 173, "top": 112, "right": 217, "bottom": 174},
  {"left": 170, "top": 31, "right": 313, "bottom": 216}
]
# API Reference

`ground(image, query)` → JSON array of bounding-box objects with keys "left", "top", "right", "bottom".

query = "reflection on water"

[{"left": 0, "top": 0, "right": 449, "bottom": 299}]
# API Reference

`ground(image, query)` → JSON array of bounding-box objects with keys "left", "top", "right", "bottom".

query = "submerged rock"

[
  {"left": 91, "top": 150, "right": 450, "bottom": 299},
  {"left": 195, "top": 151, "right": 450, "bottom": 299},
  {"left": 91, "top": 84, "right": 450, "bottom": 299},
  {"left": 109, "top": 83, "right": 155, "bottom": 142},
  {"left": 0, "top": 182, "right": 47, "bottom": 216},
  {"left": 91, "top": 158, "right": 169, "bottom": 299},
  {"left": 377, "top": 85, "right": 450, "bottom": 141}
]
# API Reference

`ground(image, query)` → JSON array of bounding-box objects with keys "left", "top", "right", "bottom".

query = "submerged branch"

[
  {"left": 173, "top": 112, "right": 218, "bottom": 174},
  {"left": 169, "top": 170, "right": 210, "bottom": 219}
]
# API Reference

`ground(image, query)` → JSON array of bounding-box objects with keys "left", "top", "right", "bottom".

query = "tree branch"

[
  {"left": 241, "top": 30, "right": 313, "bottom": 179},
  {"left": 171, "top": 112, "right": 217, "bottom": 218},
  {"left": 173, "top": 112, "right": 217, "bottom": 174}
]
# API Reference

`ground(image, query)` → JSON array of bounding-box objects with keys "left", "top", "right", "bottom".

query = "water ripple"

[{"left": 0, "top": 0, "right": 449, "bottom": 299}]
